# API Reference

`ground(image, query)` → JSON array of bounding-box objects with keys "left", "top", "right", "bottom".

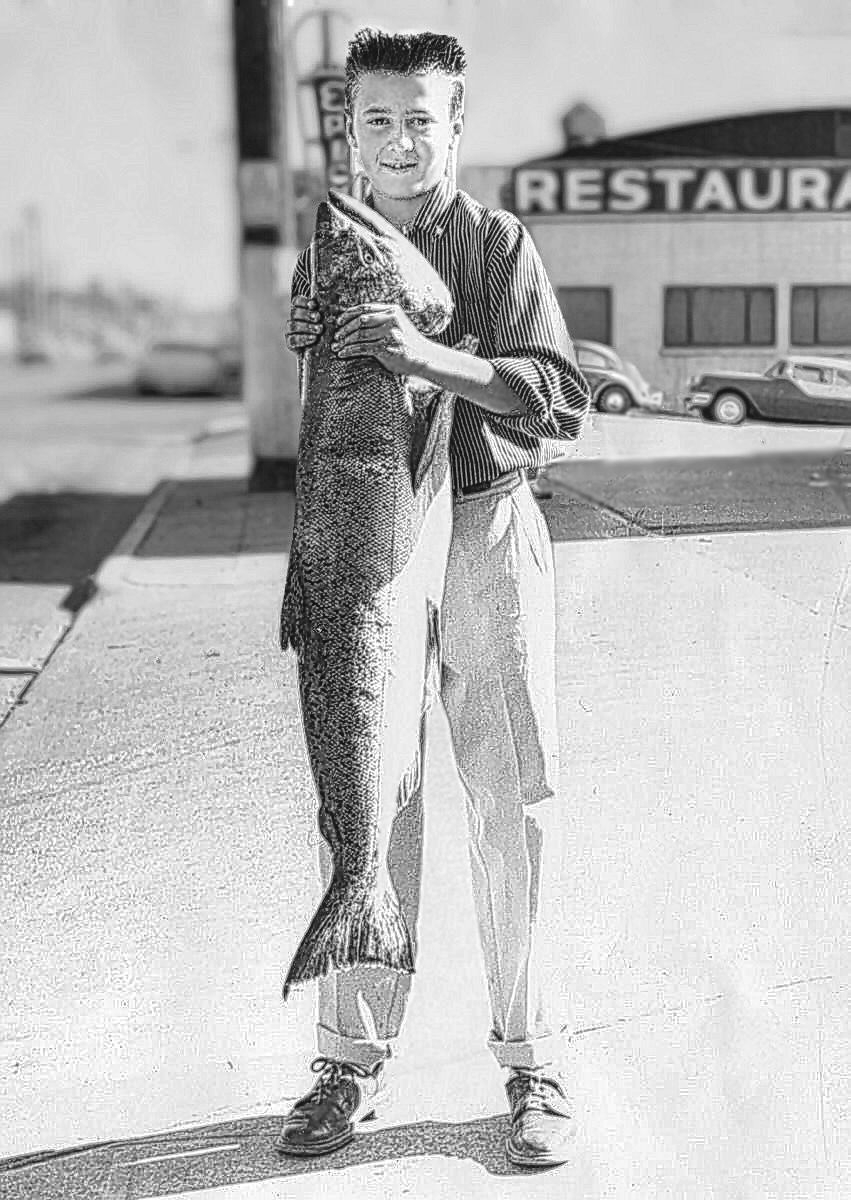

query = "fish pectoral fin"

[
  {"left": 409, "top": 337, "right": 476, "bottom": 493},
  {"left": 407, "top": 374, "right": 443, "bottom": 411},
  {"left": 410, "top": 392, "right": 454, "bottom": 493},
  {"left": 395, "top": 598, "right": 442, "bottom": 814}
]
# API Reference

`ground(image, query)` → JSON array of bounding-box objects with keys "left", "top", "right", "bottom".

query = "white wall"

[{"left": 528, "top": 214, "right": 851, "bottom": 396}]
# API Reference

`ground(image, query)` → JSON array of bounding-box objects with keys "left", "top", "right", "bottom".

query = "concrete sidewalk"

[{"left": 2, "top": 430, "right": 850, "bottom": 1198}]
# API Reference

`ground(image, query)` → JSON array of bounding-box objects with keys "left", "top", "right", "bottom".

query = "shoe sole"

[
  {"left": 506, "top": 1135, "right": 574, "bottom": 1169},
  {"left": 275, "top": 1109, "right": 377, "bottom": 1158},
  {"left": 506, "top": 1148, "right": 571, "bottom": 1168}
]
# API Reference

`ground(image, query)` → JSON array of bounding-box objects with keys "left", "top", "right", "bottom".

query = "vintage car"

[
  {"left": 574, "top": 339, "right": 665, "bottom": 415},
  {"left": 682, "top": 355, "right": 851, "bottom": 425},
  {"left": 134, "top": 340, "right": 241, "bottom": 396}
]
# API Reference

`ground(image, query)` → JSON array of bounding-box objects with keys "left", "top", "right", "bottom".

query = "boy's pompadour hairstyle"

[{"left": 345, "top": 28, "right": 467, "bottom": 119}]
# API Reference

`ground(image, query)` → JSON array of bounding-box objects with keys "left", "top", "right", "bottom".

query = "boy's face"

[{"left": 348, "top": 71, "right": 462, "bottom": 199}]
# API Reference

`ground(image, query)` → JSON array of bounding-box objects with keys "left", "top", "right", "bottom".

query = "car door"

[
  {"left": 815, "top": 367, "right": 851, "bottom": 424},
  {"left": 745, "top": 362, "right": 800, "bottom": 420},
  {"left": 786, "top": 364, "right": 847, "bottom": 423}
]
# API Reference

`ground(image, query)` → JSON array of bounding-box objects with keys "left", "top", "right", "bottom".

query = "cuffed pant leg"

[{"left": 442, "top": 484, "right": 568, "bottom": 1071}]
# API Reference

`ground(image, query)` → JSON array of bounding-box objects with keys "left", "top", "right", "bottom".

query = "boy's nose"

[{"left": 387, "top": 126, "right": 415, "bottom": 150}]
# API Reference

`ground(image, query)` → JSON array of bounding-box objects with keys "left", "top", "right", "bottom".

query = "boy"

[{"left": 279, "top": 28, "right": 591, "bottom": 1169}]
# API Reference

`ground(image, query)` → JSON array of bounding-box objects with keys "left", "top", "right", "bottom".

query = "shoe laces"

[
  {"left": 306, "top": 1056, "right": 375, "bottom": 1104},
  {"left": 509, "top": 1070, "right": 567, "bottom": 1114}
]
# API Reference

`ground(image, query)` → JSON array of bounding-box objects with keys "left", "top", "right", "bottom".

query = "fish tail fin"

[{"left": 282, "top": 881, "right": 414, "bottom": 999}]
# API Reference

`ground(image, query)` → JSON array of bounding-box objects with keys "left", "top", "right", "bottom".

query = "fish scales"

[{"left": 280, "top": 190, "right": 459, "bottom": 998}]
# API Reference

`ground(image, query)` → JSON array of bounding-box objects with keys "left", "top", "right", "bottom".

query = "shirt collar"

[{"left": 364, "top": 176, "right": 456, "bottom": 238}]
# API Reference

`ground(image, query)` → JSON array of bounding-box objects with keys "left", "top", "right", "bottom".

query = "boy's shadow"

[{"left": 95, "top": 1111, "right": 549, "bottom": 1196}]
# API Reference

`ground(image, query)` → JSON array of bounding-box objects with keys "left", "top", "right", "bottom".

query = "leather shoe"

[
  {"left": 505, "top": 1069, "right": 577, "bottom": 1168},
  {"left": 275, "top": 1056, "right": 385, "bottom": 1157}
]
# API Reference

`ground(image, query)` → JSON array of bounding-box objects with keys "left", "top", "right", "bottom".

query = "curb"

[
  {"left": 194, "top": 415, "right": 249, "bottom": 442},
  {"left": 0, "top": 610, "right": 74, "bottom": 731},
  {"left": 1, "top": 481, "right": 179, "bottom": 730},
  {"left": 95, "top": 480, "right": 178, "bottom": 591}
]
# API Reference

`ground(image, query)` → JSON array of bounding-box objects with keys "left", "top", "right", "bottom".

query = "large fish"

[{"left": 280, "top": 189, "right": 465, "bottom": 999}]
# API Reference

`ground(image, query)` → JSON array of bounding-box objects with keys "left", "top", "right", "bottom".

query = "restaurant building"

[{"left": 510, "top": 108, "right": 851, "bottom": 396}]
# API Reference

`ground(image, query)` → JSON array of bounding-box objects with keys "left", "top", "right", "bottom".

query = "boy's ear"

[
  {"left": 451, "top": 116, "right": 464, "bottom": 142},
  {"left": 345, "top": 111, "right": 356, "bottom": 146}
]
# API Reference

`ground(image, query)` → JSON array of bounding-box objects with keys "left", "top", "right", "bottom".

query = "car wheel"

[
  {"left": 711, "top": 391, "right": 747, "bottom": 425},
  {"left": 598, "top": 386, "right": 632, "bottom": 414}
]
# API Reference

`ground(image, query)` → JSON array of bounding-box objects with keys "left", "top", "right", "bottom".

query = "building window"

[
  {"left": 664, "top": 286, "right": 775, "bottom": 347},
  {"left": 790, "top": 286, "right": 851, "bottom": 346},
  {"left": 557, "top": 287, "right": 612, "bottom": 344}
]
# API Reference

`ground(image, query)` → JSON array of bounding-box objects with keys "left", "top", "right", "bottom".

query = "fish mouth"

[{"left": 325, "top": 190, "right": 401, "bottom": 243}]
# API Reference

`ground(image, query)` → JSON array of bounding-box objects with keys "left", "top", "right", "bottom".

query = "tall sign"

[
  {"left": 311, "top": 67, "right": 350, "bottom": 190},
  {"left": 291, "top": 10, "right": 353, "bottom": 194}
]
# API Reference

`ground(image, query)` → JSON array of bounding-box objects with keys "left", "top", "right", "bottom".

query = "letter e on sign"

[
  {"left": 318, "top": 78, "right": 345, "bottom": 113},
  {"left": 515, "top": 169, "right": 559, "bottom": 214},
  {"left": 565, "top": 168, "right": 603, "bottom": 212}
]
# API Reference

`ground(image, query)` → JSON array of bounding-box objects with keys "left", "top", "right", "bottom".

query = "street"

[{"left": 3, "top": 362, "right": 851, "bottom": 577}]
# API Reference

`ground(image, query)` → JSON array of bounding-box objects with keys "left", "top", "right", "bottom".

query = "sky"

[{"left": 2, "top": 0, "right": 850, "bottom": 308}]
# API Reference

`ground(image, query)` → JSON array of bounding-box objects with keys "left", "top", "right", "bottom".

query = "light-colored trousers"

[{"left": 316, "top": 479, "right": 566, "bottom": 1072}]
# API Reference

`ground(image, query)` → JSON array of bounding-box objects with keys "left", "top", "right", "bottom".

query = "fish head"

[{"left": 312, "top": 190, "right": 453, "bottom": 338}]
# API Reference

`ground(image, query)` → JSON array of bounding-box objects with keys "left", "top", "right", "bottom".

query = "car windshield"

[{"left": 577, "top": 348, "right": 612, "bottom": 370}]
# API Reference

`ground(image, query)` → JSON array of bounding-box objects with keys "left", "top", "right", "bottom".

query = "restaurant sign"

[{"left": 513, "top": 162, "right": 851, "bottom": 216}]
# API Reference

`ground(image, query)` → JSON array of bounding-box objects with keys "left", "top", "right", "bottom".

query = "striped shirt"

[{"left": 291, "top": 177, "right": 592, "bottom": 490}]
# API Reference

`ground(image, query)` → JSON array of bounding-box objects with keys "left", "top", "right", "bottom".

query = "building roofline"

[{"left": 517, "top": 107, "right": 851, "bottom": 167}]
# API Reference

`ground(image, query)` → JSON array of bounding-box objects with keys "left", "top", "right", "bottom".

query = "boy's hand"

[
  {"left": 285, "top": 296, "right": 323, "bottom": 352},
  {"left": 332, "top": 304, "right": 430, "bottom": 375}
]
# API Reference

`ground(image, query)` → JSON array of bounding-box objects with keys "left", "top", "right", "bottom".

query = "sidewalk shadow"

[
  {"left": 69, "top": 382, "right": 238, "bottom": 402},
  {"left": 134, "top": 478, "right": 293, "bottom": 559},
  {"left": 541, "top": 447, "right": 851, "bottom": 541},
  {"left": 0, "top": 490, "right": 150, "bottom": 586},
  {"left": 1, "top": 1112, "right": 539, "bottom": 1199}
]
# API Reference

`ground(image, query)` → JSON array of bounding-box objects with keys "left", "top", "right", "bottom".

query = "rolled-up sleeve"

[{"left": 486, "top": 216, "right": 591, "bottom": 442}]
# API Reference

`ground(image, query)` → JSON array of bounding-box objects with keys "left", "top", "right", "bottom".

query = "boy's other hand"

[
  {"left": 332, "top": 304, "right": 429, "bottom": 376},
  {"left": 285, "top": 296, "right": 323, "bottom": 352}
]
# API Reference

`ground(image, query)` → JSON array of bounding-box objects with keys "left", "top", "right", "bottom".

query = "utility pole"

[{"left": 232, "top": 0, "right": 301, "bottom": 490}]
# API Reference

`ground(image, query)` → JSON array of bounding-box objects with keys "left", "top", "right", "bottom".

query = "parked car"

[
  {"left": 574, "top": 339, "right": 664, "bottom": 415},
  {"left": 134, "top": 341, "right": 241, "bottom": 396},
  {"left": 682, "top": 355, "right": 851, "bottom": 425}
]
